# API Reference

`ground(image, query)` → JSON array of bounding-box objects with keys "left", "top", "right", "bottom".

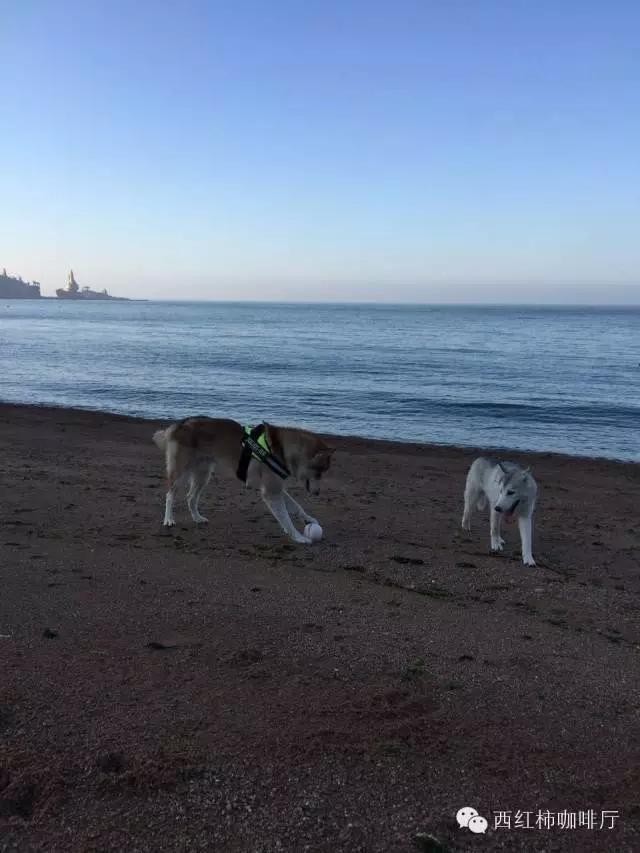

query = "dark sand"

[{"left": 0, "top": 403, "right": 638, "bottom": 852}]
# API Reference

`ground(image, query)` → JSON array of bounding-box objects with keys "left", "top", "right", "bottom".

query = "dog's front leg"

[
  {"left": 283, "top": 491, "right": 318, "bottom": 525},
  {"left": 518, "top": 515, "right": 536, "bottom": 566},
  {"left": 262, "top": 490, "right": 312, "bottom": 544},
  {"left": 490, "top": 509, "right": 504, "bottom": 551}
]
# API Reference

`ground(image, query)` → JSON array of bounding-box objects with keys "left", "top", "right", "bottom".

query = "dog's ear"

[
  {"left": 311, "top": 447, "right": 334, "bottom": 471},
  {"left": 316, "top": 439, "right": 335, "bottom": 454},
  {"left": 314, "top": 440, "right": 335, "bottom": 460},
  {"left": 497, "top": 462, "right": 507, "bottom": 475}
]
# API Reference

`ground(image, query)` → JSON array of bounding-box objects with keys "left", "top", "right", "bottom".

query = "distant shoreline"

[
  {"left": 2, "top": 296, "right": 640, "bottom": 307},
  {"left": 1, "top": 296, "right": 148, "bottom": 301}
]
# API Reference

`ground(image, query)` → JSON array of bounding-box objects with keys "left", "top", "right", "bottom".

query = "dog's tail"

[
  {"left": 152, "top": 428, "right": 168, "bottom": 451},
  {"left": 477, "top": 494, "right": 488, "bottom": 511}
]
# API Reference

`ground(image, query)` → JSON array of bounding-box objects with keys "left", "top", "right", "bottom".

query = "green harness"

[{"left": 236, "top": 423, "right": 290, "bottom": 482}]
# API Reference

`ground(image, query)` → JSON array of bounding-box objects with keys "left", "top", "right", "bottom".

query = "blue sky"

[{"left": 2, "top": 0, "right": 639, "bottom": 301}]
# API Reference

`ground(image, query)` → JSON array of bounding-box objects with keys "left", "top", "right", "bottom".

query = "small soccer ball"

[{"left": 304, "top": 522, "right": 323, "bottom": 542}]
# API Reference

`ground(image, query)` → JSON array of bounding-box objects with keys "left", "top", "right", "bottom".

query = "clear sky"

[{"left": 2, "top": 0, "right": 639, "bottom": 302}]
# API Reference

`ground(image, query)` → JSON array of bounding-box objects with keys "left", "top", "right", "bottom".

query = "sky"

[{"left": 1, "top": 0, "right": 639, "bottom": 302}]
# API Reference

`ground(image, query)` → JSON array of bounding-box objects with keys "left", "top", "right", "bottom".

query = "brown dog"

[{"left": 153, "top": 417, "right": 334, "bottom": 544}]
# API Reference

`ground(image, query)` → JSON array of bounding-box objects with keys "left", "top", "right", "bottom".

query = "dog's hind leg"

[
  {"left": 261, "top": 488, "right": 312, "bottom": 544},
  {"left": 163, "top": 474, "right": 182, "bottom": 527},
  {"left": 283, "top": 491, "right": 318, "bottom": 525},
  {"left": 461, "top": 494, "right": 472, "bottom": 531},
  {"left": 490, "top": 509, "right": 504, "bottom": 552},
  {"left": 187, "top": 463, "right": 213, "bottom": 524},
  {"left": 163, "top": 440, "right": 186, "bottom": 527},
  {"left": 518, "top": 515, "right": 536, "bottom": 566},
  {"left": 462, "top": 484, "right": 479, "bottom": 531}
]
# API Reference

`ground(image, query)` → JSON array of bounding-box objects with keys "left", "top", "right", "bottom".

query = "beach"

[{"left": 1, "top": 402, "right": 638, "bottom": 851}]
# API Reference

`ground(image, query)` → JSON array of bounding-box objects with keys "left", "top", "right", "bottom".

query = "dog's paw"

[
  {"left": 523, "top": 556, "right": 536, "bottom": 567},
  {"left": 163, "top": 519, "right": 176, "bottom": 528},
  {"left": 193, "top": 515, "right": 209, "bottom": 525},
  {"left": 292, "top": 533, "right": 313, "bottom": 545},
  {"left": 461, "top": 520, "right": 471, "bottom": 532},
  {"left": 491, "top": 540, "right": 504, "bottom": 552}
]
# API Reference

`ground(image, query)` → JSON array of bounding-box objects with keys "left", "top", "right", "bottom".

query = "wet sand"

[{"left": 0, "top": 403, "right": 638, "bottom": 852}]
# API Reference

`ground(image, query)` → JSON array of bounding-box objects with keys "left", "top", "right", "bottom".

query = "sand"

[{"left": 0, "top": 403, "right": 638, "bottom": 852}]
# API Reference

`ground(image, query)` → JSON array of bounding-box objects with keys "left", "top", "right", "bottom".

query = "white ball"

[{"left": 304, "top": 522, "right": 323, "bottom": 542}]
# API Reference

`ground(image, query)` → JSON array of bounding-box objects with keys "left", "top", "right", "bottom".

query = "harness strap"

[{"left": 236, "top": 423, "right": 290, "bottom": 483}]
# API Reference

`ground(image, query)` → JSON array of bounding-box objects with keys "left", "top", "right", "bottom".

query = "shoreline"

[{"left": 1, "top": 399, "right": 636, "bottom": 467}]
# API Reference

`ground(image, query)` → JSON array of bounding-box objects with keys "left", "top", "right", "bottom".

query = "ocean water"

[{"left": 1, "top": 300, "right": 638, "bottom": 461}]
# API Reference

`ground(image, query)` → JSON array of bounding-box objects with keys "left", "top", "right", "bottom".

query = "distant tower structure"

[{"left": 67, "top": 269, "right": 79, "bottom": 294}]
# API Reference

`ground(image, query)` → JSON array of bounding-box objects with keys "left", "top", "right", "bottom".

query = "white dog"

[{"left": 462, "top": 457, "right": 537, "bottom": 566}]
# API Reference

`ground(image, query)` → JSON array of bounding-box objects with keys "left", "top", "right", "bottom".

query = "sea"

[{"left": 1, "top": 300, "right": 638, "bottom": 461}]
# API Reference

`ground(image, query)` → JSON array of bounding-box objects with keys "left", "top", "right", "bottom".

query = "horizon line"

[{"left": 24, "top": 296, "right": 640, "bottom": 308}]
